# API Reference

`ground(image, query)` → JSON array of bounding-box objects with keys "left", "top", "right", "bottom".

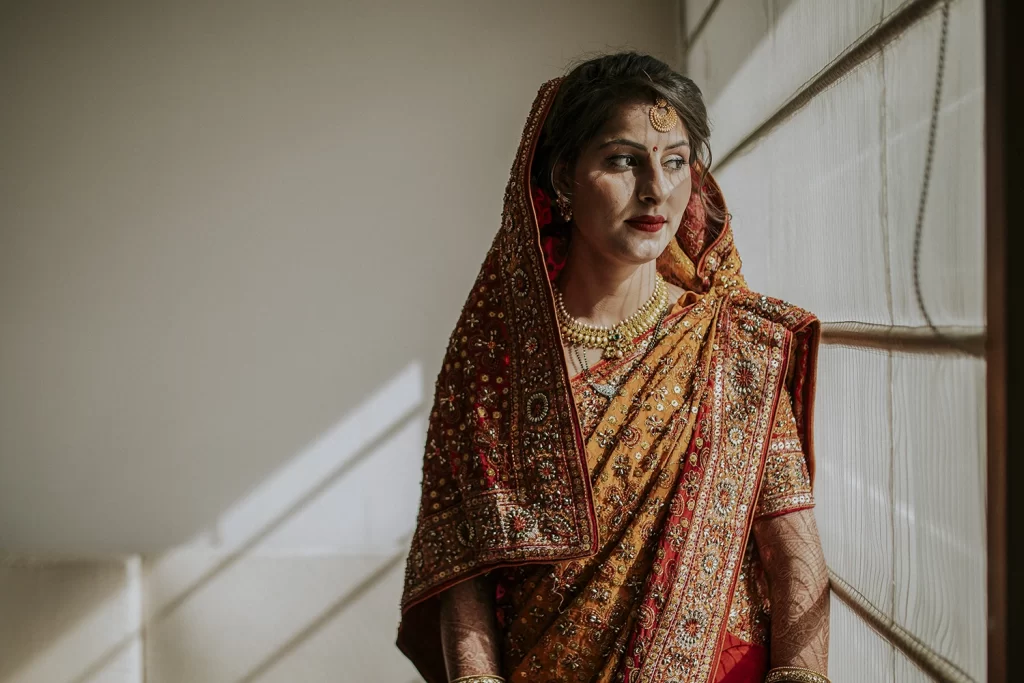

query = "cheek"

[
  {"left": 671, "top": 175, "right": 693, "bottom": 214},
  {"left": 576, "top": 175, "right": 634, "bottom": 221}
]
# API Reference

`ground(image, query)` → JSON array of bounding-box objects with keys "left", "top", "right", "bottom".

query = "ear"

[{"left": 551, "top": 161, "right": 573, "bottom": 197}]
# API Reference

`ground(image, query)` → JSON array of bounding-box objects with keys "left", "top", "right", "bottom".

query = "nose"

[{"left": 637, "top": 163, "right": 670, "bottom": 206}]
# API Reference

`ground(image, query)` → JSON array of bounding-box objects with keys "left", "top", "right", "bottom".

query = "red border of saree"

[{"left": 627, "top": 302, "right": 795, "bottom": 681}]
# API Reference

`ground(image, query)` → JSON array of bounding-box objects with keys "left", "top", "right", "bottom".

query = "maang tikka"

[
  {"left": 649, "top": 98, "right": 679, "bottom": 133},
  {"left": 555, "top": 191, "right": 573, "bottom": 222}
]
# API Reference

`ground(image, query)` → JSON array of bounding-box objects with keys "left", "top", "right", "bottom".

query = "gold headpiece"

[{"left": 649, "top": 98, "right": 679, "bottom": 133}]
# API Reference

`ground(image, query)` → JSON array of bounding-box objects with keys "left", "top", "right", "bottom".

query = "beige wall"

[
  {"left": 0, "top": 0, "right": 680, "bottom": 554},
  {"left": 685, "top": 0, "right": 985, "bottom": 681},
  {"left": 0, "top": 1, "right": 680, "bottom": 681}
]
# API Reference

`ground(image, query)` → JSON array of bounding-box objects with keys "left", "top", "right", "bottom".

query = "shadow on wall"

[
  {"left": 0, "top": 0, "right": 465, "bottom": 556},
  {"left": 0, "top": 559, "right": 141, "bottom": 683},
  {"left": 3, "top": 364, "right": 427, "bottom": 683},
  {"left": 0, "top": 0, "right": 678, "bottom": 555}
]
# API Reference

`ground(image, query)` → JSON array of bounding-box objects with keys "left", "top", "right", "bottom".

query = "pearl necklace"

[{"left": 555, "top": 275, "right": 669, "bottom": 359}]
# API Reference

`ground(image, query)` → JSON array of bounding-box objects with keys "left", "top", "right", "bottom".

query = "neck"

[{"left": 557, "top": 241, "right": 660, "bottom": 328}]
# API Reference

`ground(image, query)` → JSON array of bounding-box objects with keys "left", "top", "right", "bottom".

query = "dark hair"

[{"left": 533, "top": 52, "right": 720, "bottom": 225}]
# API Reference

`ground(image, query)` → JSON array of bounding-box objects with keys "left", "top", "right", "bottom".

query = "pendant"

[
  {"left": 591, "top": 382, "right": 619, "bottom": 398},
  {"left": 604, "top": 332, "right": 628, "bottom": 360}
]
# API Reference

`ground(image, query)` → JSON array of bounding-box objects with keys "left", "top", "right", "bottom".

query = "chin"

[
  {"left": 613, "top": 246, "right": 666, "bottom": 266},
  {"left": 618, "top": 234, "right": 670, "bottom": 264}
]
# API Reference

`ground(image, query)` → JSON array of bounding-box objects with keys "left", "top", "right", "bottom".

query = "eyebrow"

[{"left": 599, "top": 137, "right": 690, "bottom": 152}]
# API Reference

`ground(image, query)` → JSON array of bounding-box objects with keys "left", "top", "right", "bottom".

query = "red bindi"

[{"left": 653, "top": 146, "right": 658, "bottom": 152}]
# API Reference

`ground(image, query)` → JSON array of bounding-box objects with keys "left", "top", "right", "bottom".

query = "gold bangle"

[
  {"left": 765, "top": 667, "right": 831, "bottom": 683},
  {"left": 449, "top": 677, "right": 505, "bottom": 683}
]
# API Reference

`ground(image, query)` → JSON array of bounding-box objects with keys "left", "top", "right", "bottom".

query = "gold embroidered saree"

[{"left": 397, "top": 79, "right": 820, "bottom": 683}]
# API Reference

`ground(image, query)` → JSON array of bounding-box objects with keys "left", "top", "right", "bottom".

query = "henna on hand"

[
  {"left": 439, "top": 574, "right": 503, "bottom": 680},
  {"left": 753, "top": 507, "right": 830, "bottom": 673}
]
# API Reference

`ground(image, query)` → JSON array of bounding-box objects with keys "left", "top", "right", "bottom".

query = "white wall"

[
  {"left": 0, "top": 2, "right": 680, "bottom": 681},
  {"left": 686, "top": 0, "right": 985, "bottom": 680},
  {"left": 0, "top": 557, "right": 143, "bottom": 683}
]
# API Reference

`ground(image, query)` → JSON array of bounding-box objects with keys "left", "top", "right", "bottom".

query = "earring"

[{"left": 555, "top": 191, "right": 573, "bottom": 222}]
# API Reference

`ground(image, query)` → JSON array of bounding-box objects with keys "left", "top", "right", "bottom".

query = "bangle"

[
  {"left": 449, "top": 677, "right": 505, "bottom": 683},
  {"left": 765, "top": 667, "right": 831, "bottom": 683}
]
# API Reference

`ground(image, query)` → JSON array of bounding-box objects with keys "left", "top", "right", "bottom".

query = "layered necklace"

[
  {"left": 555, "top": 275, "right": 669, "bottom": 360},
  {"left": 556, "top": 275, "right": 672, "bottom": 399}
]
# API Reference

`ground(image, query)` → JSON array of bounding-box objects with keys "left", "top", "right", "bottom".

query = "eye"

[
  {"left": 607, "top": 155, "right": 637, "bottom": 169},
  {"left": 665, "top": 156, "right": 688, "bottom": 171}
]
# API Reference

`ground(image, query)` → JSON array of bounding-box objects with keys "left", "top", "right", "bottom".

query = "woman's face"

[{"left": 560, "top": 101, "right": 692, "bottom": 267}]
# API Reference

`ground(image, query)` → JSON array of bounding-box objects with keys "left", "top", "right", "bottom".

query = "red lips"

[{"left": 625, "top": 214, "right": 667, "bottom": 232}]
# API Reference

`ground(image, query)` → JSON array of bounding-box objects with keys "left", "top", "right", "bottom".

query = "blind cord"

[{"left": 911, "top": 0, "right": 965, "bottom": 351}]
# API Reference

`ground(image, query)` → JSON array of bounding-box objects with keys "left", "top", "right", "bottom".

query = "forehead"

[{"left": 597, "top": 100, "right": 689, "bottom": 140}]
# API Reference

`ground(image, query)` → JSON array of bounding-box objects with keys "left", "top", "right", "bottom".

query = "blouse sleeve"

[{"left": 754, "top": 386, "right": 815, "bottom": 520}]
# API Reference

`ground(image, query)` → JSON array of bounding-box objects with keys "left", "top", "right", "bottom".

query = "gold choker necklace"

[{"left": 555, "top": 276, "right": 669, "bottom": 359}]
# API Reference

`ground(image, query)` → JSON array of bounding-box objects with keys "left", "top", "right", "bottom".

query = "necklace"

[
  {"left": 555, "top": 275, "right": 669, "bottom": 360},
  {"left": 573, "top": 303, "right": 671, "bottom": 399}
]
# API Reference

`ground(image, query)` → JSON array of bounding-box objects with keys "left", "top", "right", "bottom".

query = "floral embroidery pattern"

[{"left": 755, "top": 390, "right": 814, "bottom": 518}]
